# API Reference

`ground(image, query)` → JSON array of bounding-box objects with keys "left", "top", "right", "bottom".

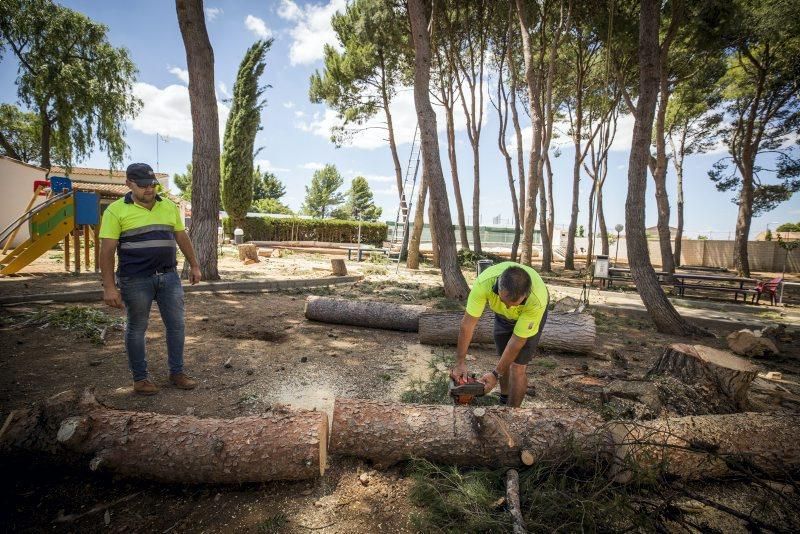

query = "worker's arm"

[
  {"left": 451, "top": 312, "right": 480, "bottom": 380},
  {"left": 100, "top": 238, "right": 123, "bottom": 309},
  {"left": 174, "top": 230, "right": 201, "bottom": 284},
  {"left": 479, "top": 334, "right": 527, "bottom": 393}
]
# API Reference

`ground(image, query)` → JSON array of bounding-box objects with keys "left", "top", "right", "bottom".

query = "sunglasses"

[{"left": 132, "top": 181, "right": 158, "bottom": 189}]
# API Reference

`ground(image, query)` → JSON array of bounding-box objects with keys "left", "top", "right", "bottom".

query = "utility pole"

[{"left": 155, "top": 133, "right": 169, "bottom": 172}]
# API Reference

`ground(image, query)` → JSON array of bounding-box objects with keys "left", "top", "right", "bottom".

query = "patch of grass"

[
  {"left": 532, "top": 358, "right": 557, "bottom": 369},
  {"left": 8, "top": 306, "right": 123, "bottom": 345},
  {"left": 431, "top": 298, "right": 465, "bottom": 311},
  {"left": 417, "top": 286, "right": 445, "bottom": 300},
  {"left": 362, "top": 264, "right": 389, "bottom": 276},
  {"left": 48, "top": 252, "right": 64, "bottom": 262},
  {"left": 400, "top": 351, "right": 498, "bottom": 406},
  {"left": 365, "top": 252, "right": 389, "bottom": 265},
  {"left": 257, "top": 513, "right": 288, "bottom": 533},
  {"left": 379, "top": 373, "right": 391, "bottom": 382}
]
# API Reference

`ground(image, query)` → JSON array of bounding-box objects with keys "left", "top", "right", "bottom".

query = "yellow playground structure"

[{"left": 0, "top": 177, "right": 101, "bottom": 275}]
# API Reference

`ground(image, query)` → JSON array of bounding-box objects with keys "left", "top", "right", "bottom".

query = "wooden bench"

[{"left": 672, "top": 282, "right": 759, "bottom": 302}]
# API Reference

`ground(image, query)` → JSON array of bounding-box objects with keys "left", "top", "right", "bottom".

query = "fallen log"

[
  {"left": 418, "top": 310, "right": 596, "bottom": 354},
  {"left": 648, "top": 344, "right": 758, "bottom": 411},
  {"left": 330, "top": 399, "right": 800, "bottom": 481},
  {"left": 304, "top": 295, "right": 427, "bottom": 332},
  {"left": 0, "top": 390, "right": 327, "bottom": 483}
]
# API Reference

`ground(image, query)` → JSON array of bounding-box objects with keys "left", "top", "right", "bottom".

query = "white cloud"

[
  {"left": 283, "top": 101, "right": 295, "bottom": 109},
  {"left": 353, "top": 173, "right": 394, "bottom": 183},
  {"left": 294, "top": 110, "right": 305, "bottom": 118},
  {"left": 254, "top": 159, "right": 290, "bottom": 173},
  {"left": 375, "top": 184, "right": 398, "bottom": 196},
  {"left": 300, "top": 162, "right": 325, "bottom": 170},
  {"left": 218, "top": 82, "right": 230, "bottom": 98},
  {"left": 129, "top": 82, "right": 230, "bottom": 144},
  {"left": 168, "top": 66, "right": 189, "bottom": 84},
  {"left": 245, "top": 15, "right": 273, "bottom": 39},
  {"left": 205, "top": 7, "right": 222, "bottom": 21},
  {"left": 278, "top": 0, "right": 346, "bottom": 65}
]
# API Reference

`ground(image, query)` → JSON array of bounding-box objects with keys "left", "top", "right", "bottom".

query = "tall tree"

[
  {"left": 309, "top": 0, "right": 410, "bottom": 213},
  {"left": 0, "top": 103, "right": 69, "bottom": 164},
  {"left": 252, "top": 167, "right": 286, "bottom": 201},
  {"left": 221, "top": 39, "right": 271, "bottom": 229},
  {"left": 301, "top": 164, "right": 345, "bottom": 219},
  {"left": 708, "top": 0, "right": 800, "bottom": 277},
  {"left": 333, "top": 176, "right": 383, "bottom": 222},
  {"left": 408, "top": 0, "right": 469, "bottom": 300},
  {"left": 176, "top": 0, "right": 220, "bottom": 281},
  {"left": 0, "top": 0, "right": 141, "bottom": 170},
  {"left": 625, "top": 0, "right": 699, "bottom": 335}
]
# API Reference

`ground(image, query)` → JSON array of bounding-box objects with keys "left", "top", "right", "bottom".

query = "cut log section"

[
  {"left": 648, "top": 344, "right": 759, "bottom": 411},
  {"left": 0, "top": 390, "right": 327, "bottom": 483},
  {"left": 237, "top": 243, "right": 259, "bottom": 263},
  {"left": 304, "top": 295, "right": 427, "bottom": 332},
  {"left": 330, "top": 258, "right": 347, "bottom": 276},
  {"left": 506, "top": 469, "right": 527, "bottom": 534},
  {"left": 418, "top": 310, "right": 596, "bottom": 354},
  {"left": 329, "top": 398, "right": 605, "bottom": 468},
  {"left": 610, "top": 412, "right": 800, "bottom": 482}
]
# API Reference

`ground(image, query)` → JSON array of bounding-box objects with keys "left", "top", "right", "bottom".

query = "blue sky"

[{"left": 1, "top": 0, "right": 797, "bottom": 239}]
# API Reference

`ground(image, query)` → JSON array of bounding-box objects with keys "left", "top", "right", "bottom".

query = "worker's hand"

[
  {"left": 103, "top": 287, "right": 124, "bottom": 309},
  {"left": 478, "top": 372, "right": 498, "bottom": 395},
  {"left": 450, "top": 362, "right": 468, "bottom": 382},
  {"left": 189, "top": 265, "right": 202, "bottom": 285}
]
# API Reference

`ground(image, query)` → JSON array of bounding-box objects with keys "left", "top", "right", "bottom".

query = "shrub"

[{"left": 223, "top": 216, "right": 387, "bottom": 246}]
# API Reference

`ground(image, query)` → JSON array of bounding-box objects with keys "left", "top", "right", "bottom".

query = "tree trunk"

[
  {"left": 408, "top": 0, "right": 469, "bottom": 300},
  {"left": 508, "top": 42, "right": 525, "bottom": 261},
  {"left": 566, "top": 133, "right": 581, "bottom": 270},
  {"left": 733, "top": 162, "right": 754, "bottom": 277},
  {"left": 506, "top": 469, "right": 527, "bottom": 534},
  {"left": 406, "top": 173, "right": 428, "bottom": 269},
  {"left": 624, "top": 0, "right": 696, "bottom": 335},
  {"left": 428, "top": 199, "right": 440, "bottom": 268},
  {"left": 0, "top": 390, "right": 327, "bottom": 483},
  {"left": 330, "top": 258, "right": 347, "bottom": 276},
  {"left": 471, "top": 143, "right": 483, "bottom": 255},
  {"left": 418, "top": 310, "right": 596, "bottom": 354},
  {"left": 382, "top": 84, "right": 407, "bottom": 215},
  {"left": 538, "top": 176, "right": 551, "bottom": 270},
  {"left": 652, "top": 80, "right": 675, "bottom": 274},
  {"left": 445, "top": 104, "right": 470, "bottom": 251},
  {"left": 176, "top": 0, "right": 220, "bottom": 281},
  {"left": 330, "top": 398, "right": 604, "bottom": 469},
  {"left": 598, "top": 186, "right": 609, "bottom": 255},
  {"left": 609, "top": 412, "right": 799, "bottom": 483},
  {"left": 673, "top": 155, "right": 684, "bottom": 267},
  {"left": 304, "top": 295, "right": 427, "bottom": 332},
  {"left": 648, "top": 343, "right": 758, "bottom": 411},
  {"left": 545, "top": 154, "right": 555, "bottom": 254}
]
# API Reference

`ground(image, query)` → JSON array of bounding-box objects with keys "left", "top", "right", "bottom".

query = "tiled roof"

[
  {"left": 72, "top": 181, "right": 183, "bottom": 204},
  {"left": 51, "top": 166, "right": 169, "bottom": 180}
]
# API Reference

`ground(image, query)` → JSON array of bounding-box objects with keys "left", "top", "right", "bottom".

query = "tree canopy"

[
  {"left": 331, "top": 176, "right": 383, "bottom": 222},
  {"left": 301, "top": 164, "right": 345, "bottom": 219},
  {"left": 0, "top": 0, "right": 141, "bottom": 169}
]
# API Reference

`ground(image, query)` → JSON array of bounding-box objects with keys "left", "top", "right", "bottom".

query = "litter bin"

[
  {"left": 476, "top": 259, "right": 493, "bottom": 275},
  {"left": 233, "top": 227, "right": 244, "bottom": 245}
]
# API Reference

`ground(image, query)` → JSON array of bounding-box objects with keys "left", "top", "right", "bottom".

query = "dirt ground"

[{"left": 1, "top": 248, "right": 799, "bottom": 533}]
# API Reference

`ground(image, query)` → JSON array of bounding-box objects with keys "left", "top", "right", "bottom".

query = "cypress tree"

[{"left": 221, "top": 39, "right": 272, "bottom": 228}]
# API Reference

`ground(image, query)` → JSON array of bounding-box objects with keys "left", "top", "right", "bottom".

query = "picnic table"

[
  {"left": 604, "top": 267, "right": 670, "bottom": 288},
  {"left": 343, "top": 246, "right": 390, "bottom": 261},
  {"left": 671, "top": 273, "right": 758, "bottom": 301}
]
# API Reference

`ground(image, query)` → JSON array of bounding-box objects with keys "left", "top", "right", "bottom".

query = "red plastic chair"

[{"left": 755, "top": 277, "right": 782, "bottom": 305}]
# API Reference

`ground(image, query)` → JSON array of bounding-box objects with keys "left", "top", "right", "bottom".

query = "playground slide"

[{"left": 0, "top": 178, "right": 100, "bottom": 275}]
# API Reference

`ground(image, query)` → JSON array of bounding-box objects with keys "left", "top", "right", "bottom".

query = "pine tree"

[
  {"left": 221, "top": 39, "right": 272, "bottom": 228},
  {"left": 301, "top": 164, "right": 345, "bottom": 218},
  {"left": 252, "top": 167, "right": 286, "bottom": 201},
  {"left": 173, "top": 164, "right": 193, "bottom": 200},
  {"left": 334, "top": 176, "right": 383, "bottom": 221}
]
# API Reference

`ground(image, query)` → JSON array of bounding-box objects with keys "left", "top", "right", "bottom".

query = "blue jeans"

[{"left": 119, "top": 271, "right": 185, "bottom": 381}]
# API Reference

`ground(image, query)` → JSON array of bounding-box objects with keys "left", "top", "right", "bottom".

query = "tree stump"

[
  {"left": 330, "top": 258, "right": 347, "bottom": 276},
  {"left": 648, "top": 344, "right": 758, "bottom": 411},
  {"left": 304, "top": 296, "right": 427, "bottom": 332},
  {"left": 0, "top": 390, "right": 327, "bottom": 483},
  {"left": 237, "top": 243, "right": 259, "bottom": 263},
  {"left": 418, "top": 310, "right": 596, "bottom": 354}
]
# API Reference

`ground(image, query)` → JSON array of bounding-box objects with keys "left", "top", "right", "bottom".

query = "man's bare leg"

[
  {"left": 507, "top": 362, "right": 528, "bottom": 407},
  {"left": 499, "top": 373, "right": 509, "bottom": 396}
]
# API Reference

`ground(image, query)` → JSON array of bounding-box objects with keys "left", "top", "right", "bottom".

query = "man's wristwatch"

[{"left": 491, "top": 369, "right": 501, "bottom": 380}]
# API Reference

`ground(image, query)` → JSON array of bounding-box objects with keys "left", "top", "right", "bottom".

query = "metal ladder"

[{"left": 391, "top": 124, "right": 422, "bottom": 269}]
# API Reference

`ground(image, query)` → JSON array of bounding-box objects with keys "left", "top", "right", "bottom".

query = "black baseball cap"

[{"left": 126, "top": 163, "right": 159, "bottom": 186}]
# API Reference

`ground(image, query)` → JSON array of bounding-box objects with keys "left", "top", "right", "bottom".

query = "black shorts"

[{"left": 493, "top": 306, "right": 549, "bottom": 365}]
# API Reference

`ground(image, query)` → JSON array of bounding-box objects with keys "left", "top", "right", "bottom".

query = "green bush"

[{"left": 223, "top": 216, "right": 388, "bottom": 246}]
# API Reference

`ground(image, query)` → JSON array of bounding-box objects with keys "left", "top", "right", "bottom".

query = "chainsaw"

[{"left": 449, "top": 375, "right": 487, "bottom": 405}]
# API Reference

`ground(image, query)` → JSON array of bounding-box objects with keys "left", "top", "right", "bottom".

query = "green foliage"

[
  {"left": 765, "top": 229, "right": 773, "bottom": 241},
  {"left": 697, "top": 235, "right": 709, "bottom": 240},
  {"left": 0, "top": 103, "right": 66, "bottom": 164},
  {"left": 0, "top": 0, "right": 141, "bottom": 169},
  {"left": 8, "top": 306, "right": 123, "bottom": 345},
  {"left": 251, "top": 198, "right": 293, "bottom": 215},
  {"left": 308, "top": 0, "right": 409, "bottom": 146},
  {"left": 301, "top": 164, "right": 345, "bottom": 218},
  {"left": 333, "top": 176, "right": 383, "bottom": 221},
  {"left": 456, "top": 248, "right": 504, "bottom": 268},
  {"left": 221, "top": 39, "right": 272, "bottom": 227},
  {"left": 777, "top": 222, "right": 800, "bottom": 233},
  {"left": 173, "top": 164, "right": 193, "bottom": 201},
  {"left": 252, "top": 168, "right": 286, "bottom": 201},
  {"left": 223, "top": 216, "right": 387, "bottom": 246}
]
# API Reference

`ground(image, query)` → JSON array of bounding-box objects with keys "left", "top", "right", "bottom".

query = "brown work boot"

[
  {"left": 133, "top": 379, "right": 159, "bottom": 396},
  {"left": 169, "top": 372, "right": 198, "bottom": 390}
]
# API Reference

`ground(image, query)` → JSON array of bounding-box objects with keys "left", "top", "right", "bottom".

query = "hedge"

[{"left": 223, "top": 216, "right": 388, "bottom": 246}]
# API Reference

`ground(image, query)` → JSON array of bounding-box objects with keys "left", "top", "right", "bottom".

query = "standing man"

[
  {"left": 100, "top": 163, "right": 201, "bottom": 395},
  {"left": 451, "top": 262, "right": 549, "bottom": 407}
]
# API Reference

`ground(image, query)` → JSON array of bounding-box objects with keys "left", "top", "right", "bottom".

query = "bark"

[
  {"left": 39, "top": 107, "right": 52, "bottom": 170},
  {"left": 734, "top": 162, "right": 754, "bottom": 277},
  {"left": 330, "top": 258, "right": 347, "bottom": 276},
  {"left": 0, "top": 390, "right": 327, "bottom": 483},
  {"left": 598, "top": 186, "right": 609, "bottom": 255},
  {"left": 652, "top": 81, "right": 675, "bottom": 274},
  {"left": 624, "top": 0, "right": 696, "bottom": 335},
  {"left": 669, "top": 131, "right": 685, "bottom": 267},
  {"left": 330, "top": 398, "right": 604, "bottom": 468},
  {"left": 380, "top": 62, "right": 407, "bottom": 215},
  {"left": 406, "top": 173, "right": 428, "bottom": 270},
  {"left": 176, "top": 0, "right": 220, "bottom": 280},
  {"left": 506, "top": 469, "right": 527, "bottom": 534},
  {"left": 508, "top": 48, "right": 526, "bottom": 256},
  {"left": 408, "top": 0, "right": 469, "bottom": 299},
  {"left": 304, "top": 295, "right": 427, "bottom": 332},
  {"left": 545, "top": 154, "right": 555, "bottom": 253},
  {"left": 445, "top": 104, "right": 470, "bottom": 250},
  {"left": 538, "top": 176, "right": 551, "bottom": 269},
  {"left": 428, "top": 199, "right": 440, "bottom": 268},
  {"left": 418, "top": 310, "right": 596, "bottom": 354},
  {"left": 648, "top": 343, "right": 758, "bottom": 411}
]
